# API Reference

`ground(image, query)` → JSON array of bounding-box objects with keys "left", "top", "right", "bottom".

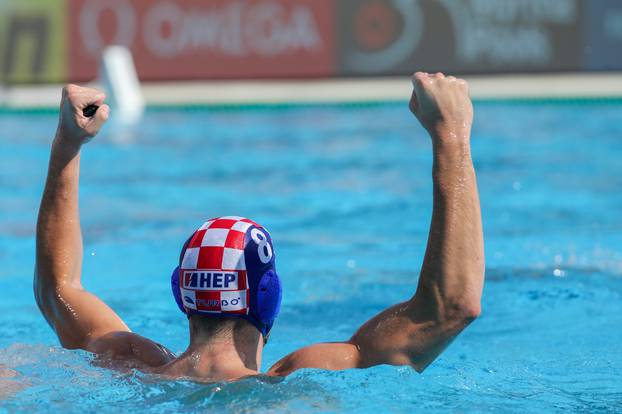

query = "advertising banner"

[
  {"left": 583, "top": 0, "right": 622, "bottom": 70},
  {"left": 67, "top": 0, "right": 335, "bottom": 82},
  {"left": 336, "top": 0, "right": 583, "bottom": 75},
  {"left": 0, "top": 0, "right": 66, "bottom": 83},
  {"left": 0, "top": 0, "right": 621, "bottom": 83}
]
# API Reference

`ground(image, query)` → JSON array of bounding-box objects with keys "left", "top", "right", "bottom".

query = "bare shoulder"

[
  {"left": 267, "top": 342, "right": 362, "bottom": 377},
  {"left": 87, "top": 331, "right": 176, "bottom": 369}
]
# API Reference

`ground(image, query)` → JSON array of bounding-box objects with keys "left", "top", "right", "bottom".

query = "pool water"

[{"left": 0, "top": 101, "right": 621, "bottom": 413}]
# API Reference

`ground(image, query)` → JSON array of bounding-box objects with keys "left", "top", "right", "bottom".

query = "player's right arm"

[
  {"left": 268, "top": 72, "right": 484, "bottom": 376},
  {"left": 34, "top": 85, "right": 174, "bottom": 367}
]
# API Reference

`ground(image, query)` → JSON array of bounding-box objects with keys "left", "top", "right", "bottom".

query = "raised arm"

[
  {"left": 269, "top": 72, "right": 484, "bottom": 376},
  {"left": 34, "top": 84, "right": 131, "bottom": 351},
  {"left": 35, "top": 86, "right": 174, "bottom": 366},
  {"left": 34, "top": 85, "right": 176, "bottom": 366}
]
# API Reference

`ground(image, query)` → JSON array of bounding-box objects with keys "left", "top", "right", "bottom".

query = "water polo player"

[{"left": 34, "top": 72, "right": 484, "bottom": 381}]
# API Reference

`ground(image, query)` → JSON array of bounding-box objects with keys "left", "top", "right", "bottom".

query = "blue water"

[{"left": 1, "top": 101, "right": 621, "bottom": 413}]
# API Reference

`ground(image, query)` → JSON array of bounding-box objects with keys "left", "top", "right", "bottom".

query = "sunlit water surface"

[{"left": 1, "top": 102, "right": 621, "bottom": 413}]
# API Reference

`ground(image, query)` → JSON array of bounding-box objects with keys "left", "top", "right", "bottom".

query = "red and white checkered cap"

[
  {"left": 180, "top": 216, "right": 259, "bottom": 271},
  {"left": 178, "top": 216, "right": 260, "bottom": 315}
]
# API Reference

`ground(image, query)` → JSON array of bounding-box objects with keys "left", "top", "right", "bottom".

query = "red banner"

[
  {"left": 68, "top": 0, "right": 335, "bottom": 82},
  {"left": 2, "top": 0, "right": 618, "bottom": 84}
]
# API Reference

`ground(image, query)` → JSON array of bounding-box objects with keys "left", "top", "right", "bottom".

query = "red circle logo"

[{"left": 353, "top": 1, "right": 401, "bottom": 52}]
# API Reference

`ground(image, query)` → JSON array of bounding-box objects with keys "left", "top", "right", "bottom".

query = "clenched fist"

[
  {"left": 57, "top": 84, "right": 110, "bottom": 146},
  {"left": 409, "top": 72, "right": 473, "bottom": 143}
]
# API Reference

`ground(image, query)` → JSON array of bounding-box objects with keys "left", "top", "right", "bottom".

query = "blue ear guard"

[
  {"left": 171, "top": 266, "right": 184, "bottom": 312},
  {"left": 256, "top": 270, "right": 282, "bottom": 326}
]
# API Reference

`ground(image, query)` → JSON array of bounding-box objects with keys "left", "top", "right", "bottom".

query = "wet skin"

[{"left": 34, "top": 73, "right": 484, "bottom": 382}]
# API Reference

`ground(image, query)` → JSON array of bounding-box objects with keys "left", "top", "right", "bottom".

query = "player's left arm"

[
  {"left": 34, "top": 85, "right": 172, "bottom": 367},
  {"left": 268, "top": 72, "right": 484, "bottom": 377}
]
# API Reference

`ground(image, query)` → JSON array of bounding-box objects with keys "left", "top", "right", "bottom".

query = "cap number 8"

[{"left": 251, "top": 228, "right": 273, "bottom": 264}]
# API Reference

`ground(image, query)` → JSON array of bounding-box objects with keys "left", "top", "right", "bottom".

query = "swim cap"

[{"left": 171, "top": 216, "right": 281, "bottom": 338}]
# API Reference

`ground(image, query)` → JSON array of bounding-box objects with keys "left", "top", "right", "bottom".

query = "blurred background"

[
  {"left": 1, "top": 1, "right": 622, "bottom": 413},
  {"left": 0, "top": 0, "right": 621, "bottom": 84}
]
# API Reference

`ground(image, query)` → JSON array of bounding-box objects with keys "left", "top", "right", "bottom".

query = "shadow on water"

[
  {"left": 128, "top": 372, "right": 340, "bottom": 413},
  {"left": 0, "top": 343, "right": 341, "bottom": 413}
]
